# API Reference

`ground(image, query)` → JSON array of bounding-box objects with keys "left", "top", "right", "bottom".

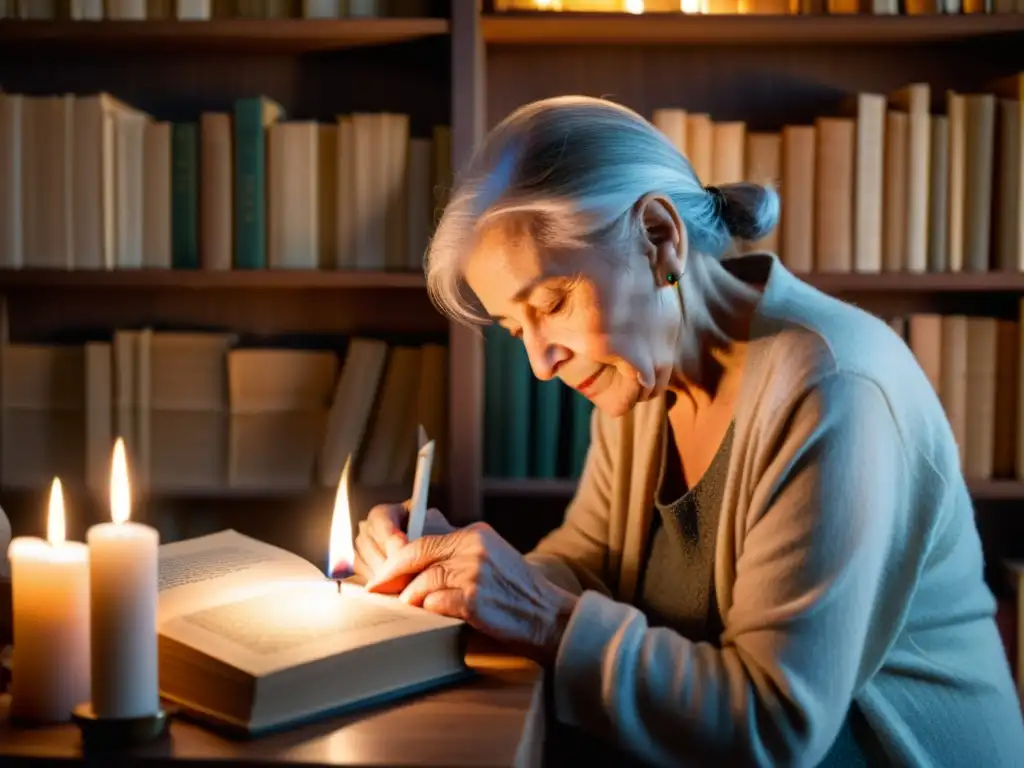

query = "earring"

[{"left": 665, "top": 272, "right": 679, "bottom": 286}]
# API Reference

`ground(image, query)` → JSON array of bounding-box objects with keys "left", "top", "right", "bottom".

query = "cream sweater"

[{"left": 527, "top": 254, "right": 1024, "bottom": 767}]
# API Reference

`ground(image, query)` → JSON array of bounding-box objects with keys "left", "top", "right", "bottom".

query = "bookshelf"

[
  {"left": 453, "top": 2, "right": 1024, "bottom": 577},
  {"left": 0, "top": 2, "right": 1023, "bottom": 571},
  {"left": 480, "top": 12, "right": 1024, "bottom": 45},
  {"left": 0, "top": 18, "right": 450, "bottom": 52},
  {"left": 0, "top": 269, "right": 426, "bottom": 289},
  {"left": 0, "top": 4, "right": 458, "bottom": 566}
]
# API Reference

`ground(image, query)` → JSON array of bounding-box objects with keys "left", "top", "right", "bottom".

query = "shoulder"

[
  {"left": 722, "top": 255, "right": 920, "bottom": 416},
  {"left": 747, "top": 267, "right": 955, "bottom": 484},
  {"left": 753, "top": 261, "right": 933, "bottom": 407},
  {"left": 756, "top": 271, "right": 912, "bottom": 386}
]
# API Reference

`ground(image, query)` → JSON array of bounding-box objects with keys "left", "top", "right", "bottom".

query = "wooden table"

[{"left": 0, "top": 637, "right": 545, "bottom": 767}]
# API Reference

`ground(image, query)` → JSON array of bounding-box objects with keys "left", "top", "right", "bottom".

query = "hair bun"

[{"left": 709, "top": 182, "right": 780, "bottom": 243}]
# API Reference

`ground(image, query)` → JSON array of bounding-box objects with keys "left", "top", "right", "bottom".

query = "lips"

[{"left": 573, "top": 367, "right": 603, "bottom": 395}]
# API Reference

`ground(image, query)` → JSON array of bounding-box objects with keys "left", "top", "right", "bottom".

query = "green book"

[
  {"left": 483, "top": 325, "right": 506, "bottom": 477},
  {"left": 531, "top": 378, "right": 562, "bottom": 479},
  {"left": 233, "top": 96, "right": 284, "bottom": 270},
  {"left": 171, "top": 123, "right": 199, "bottom": 270},
  {"left": 503, "top": 333, "right": 532, "bottom": 479}
]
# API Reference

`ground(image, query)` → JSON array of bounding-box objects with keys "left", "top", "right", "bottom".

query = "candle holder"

[{"left": 71, "top": 702, "right": 171, "bottom": 748}]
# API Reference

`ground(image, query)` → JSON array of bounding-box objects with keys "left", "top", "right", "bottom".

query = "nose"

[{"left": 521, "top": 323, "right": 569, "bottom": 381}]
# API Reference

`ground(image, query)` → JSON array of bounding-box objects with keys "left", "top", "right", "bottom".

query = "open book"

[{"left": 156, "top": 530, "right": 468, "bottom": 736}]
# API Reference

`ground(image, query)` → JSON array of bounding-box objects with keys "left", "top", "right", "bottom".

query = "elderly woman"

[{"left": 356, "top": 96, "right": 1024, "bottom": 765}]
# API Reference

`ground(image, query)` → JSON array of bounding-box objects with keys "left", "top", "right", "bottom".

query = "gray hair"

[{"left": 426, "top": 95, "right": 780, "bottom": 326}]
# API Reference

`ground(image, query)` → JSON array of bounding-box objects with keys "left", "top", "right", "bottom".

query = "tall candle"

[
  {"left": 7, "top": 478, "right": 90, "bottom": 723},
  {"left": 86, "top": 438, "right": 159, "bottom": 719}
]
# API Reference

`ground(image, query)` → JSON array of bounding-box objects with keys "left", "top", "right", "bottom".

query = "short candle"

[
  {"left": 7, "top": 478, "right": 90, "bottom": 723},
  {"left": 86, "top": 438, "right": 160, "bottom": 720}
]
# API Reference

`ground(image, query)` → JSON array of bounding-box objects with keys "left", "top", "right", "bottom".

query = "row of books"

[
  {"left": 653, "top": 75, "right": 1024, "bottom": 275},
  {"left": 0, "top": 331, "right": 447, "bottom": 493},
  {"left": 493, "top": 0, "right": 1022, "bottom": 13},
  {"left": 0, "top": 0, "right": 431, "bottom": 20},
  {"left": 484, "top": 325, "right": 593, "bottom": 481},
  {"left": 480, "top": 301, "right": 1024, "bottom": 487},
  {"left": 889, "top": 307, "right": 1023, "bottom": 481},
  {"left": 0, "top": 91, "right": 452, "bottom": 273},
  {"left": 2, "top": 310, "right": 1020, "bottom": 496}
]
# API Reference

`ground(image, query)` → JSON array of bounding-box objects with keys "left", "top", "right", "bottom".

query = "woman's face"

[{"left": 463, "top": 201, "right": 686, "bottom": 418}]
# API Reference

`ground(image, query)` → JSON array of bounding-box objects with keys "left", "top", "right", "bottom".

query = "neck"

[{"left": 670, "top": 253, "right": 762, "bottom": 404}]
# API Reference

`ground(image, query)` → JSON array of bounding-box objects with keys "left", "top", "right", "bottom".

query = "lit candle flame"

[
  {"left": 47, "top": 477, "right": 65, "bottom": 546},
  {"left": 327, "top": 456, "right": 355, "bottom": 579},
  {"left": 110, "top": 438, "right": 131, "bottom": 525},
  {"left": 680, "top": 0, "right": 701, "bottom": 10},
  {"left": 625, "top": 0, "right": 644, "bottom": 12}
]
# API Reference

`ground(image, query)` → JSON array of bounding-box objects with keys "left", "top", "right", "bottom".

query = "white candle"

[
  {"left": 86, "top": 438, "right": 159, "bottom": 719},
  {"left": 7, "top": 478, "right": 90, "bottom": 723}
]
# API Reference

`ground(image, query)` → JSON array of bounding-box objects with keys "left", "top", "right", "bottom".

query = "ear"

[{"left": 635, "top": 194, "right": 687, "bottom": 286}]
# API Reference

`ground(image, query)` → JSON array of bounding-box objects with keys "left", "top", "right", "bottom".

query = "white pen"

[{"left": 406, "top": 425, "right": 435, "bottom": 542}]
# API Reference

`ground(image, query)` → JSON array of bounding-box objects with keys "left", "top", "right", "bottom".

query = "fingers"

[
  {"left": 353, "top": 552, "right": 369, "bottom": 581},
  {"left": 354, "top": 521, "right": 387, "bottom": 575},
  {"left": 352, "top": 553, "right": 373, "bottom": 585},
  {"left": 367, "top": 502, "right": 408, "bottom": 540},
  {"left": 384, "top": 533, "right": 407, "bottom": 558},
  {"left": 421, "top": 589, "right": 467, "bottom": 620},
  {"left": 365, "top": 570, "right": 414, "bottom": 595},
  {"left": 364, "top": 533, "right": 454, "bottom": 594},
  {"left": 366, "top": 503, "right": 409, "bottom": 557},
  {"left": 398, "top": 565, "right": 449, "bottom": 607}
]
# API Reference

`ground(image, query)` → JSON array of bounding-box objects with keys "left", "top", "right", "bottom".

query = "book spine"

[
  {"left": 483, "top": 325, "right": 506, "bottom": 478},
  {"left": 234, "top": 98, "right": 268, "bottom": 270},
  {"left": 531, "top": 379, "right": 562, "bottom": 480},
  {"left": 504, "top": 335, "right": 532, "bottom": 480},
  {"left": 171, "top": 123, "right": 199, "bottom": 270}
]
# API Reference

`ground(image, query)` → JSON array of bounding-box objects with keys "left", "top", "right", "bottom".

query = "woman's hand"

[
  {"left": 365, "top": 523, "right": 578, "bottom": 663},
  {"left": 353, "top": 502, "right": 455, "bottom": 587}
]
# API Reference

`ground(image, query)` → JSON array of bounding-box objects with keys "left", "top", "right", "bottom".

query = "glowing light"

[
  {"left": 110, "top": 438, "right": 131, "bottom": 525},
  {"left": 327, "top": 456, "right": 355, "bottom": 578},
  {"left": 47, "top": 478, "right": 65, "bottom": 545}
]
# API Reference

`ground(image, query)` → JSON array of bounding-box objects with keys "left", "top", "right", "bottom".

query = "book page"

[
  {"left": 159, "top": 581, "right": 461, "bottom": 677},
  {"left": 158, "top": 529, "right": 324, "bottom": 622}
]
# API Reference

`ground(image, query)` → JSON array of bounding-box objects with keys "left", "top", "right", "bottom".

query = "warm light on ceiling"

[{"left": 625, "top": 0, "right": 645, "bottom": 11}]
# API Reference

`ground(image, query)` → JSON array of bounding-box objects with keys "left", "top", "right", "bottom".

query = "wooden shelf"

[
  {"left": 0, "top": 18, "right": 450, "bottom": 53},
  {"left": 0, "top": 269, "right": 426, "bottom": 290},
  {"left": 798, "top": 271, "right": 1024, "bottom": 293},
  {"left": 481, "top": 12, "right": 1024, "bottom": 46},
  {"left": 485, "top": 477, "right": 1024, "bottom": 501},
  {"left": 3, "top": 270, "right": 1024, "bottom": 293},
  {"left": 966, "top": 480, "right": 1024, "bottom": 501}
]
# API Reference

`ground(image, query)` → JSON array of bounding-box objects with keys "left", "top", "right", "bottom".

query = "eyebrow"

[{"left": 489, "top": 276, "right": 552, "bottom": 324}]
